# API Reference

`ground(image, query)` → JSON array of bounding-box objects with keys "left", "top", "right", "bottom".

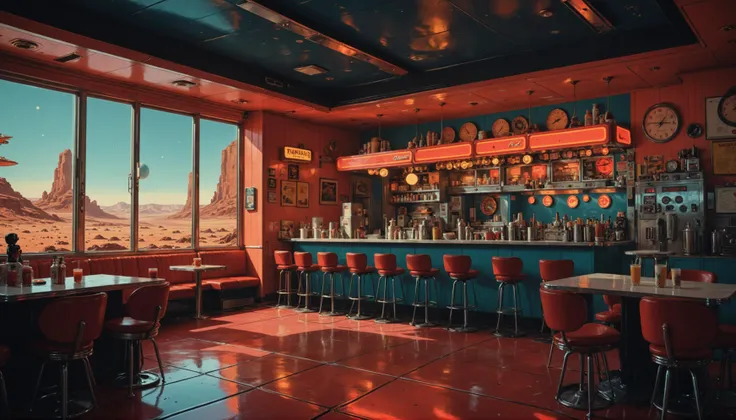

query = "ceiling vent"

[
  {"left": 54, "top": 53, "right": 82, "bottom": 63},
  {"left": 294, "top": 65, "right": 328, "bottom": 76},
  {"left": 10, "top": 39, "right": 39, "bottom": 50},
  {"left": 171, "top": 80, "right": 197, "bottom": 87}
]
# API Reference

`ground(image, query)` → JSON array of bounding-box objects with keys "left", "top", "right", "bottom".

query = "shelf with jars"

[{"left": 389, "top": 170, "right": 447, "bottom": 204}]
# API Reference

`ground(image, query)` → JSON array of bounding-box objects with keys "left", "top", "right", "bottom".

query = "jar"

[{"left": 22, "top": 262, "right": 33, "bottom": 286}]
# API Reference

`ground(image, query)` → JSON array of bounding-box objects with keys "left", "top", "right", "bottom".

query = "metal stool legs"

[
  {"left": 319, "top": 271, "right": 345, "bottom": 317},
  {"left": 555, "top": 350, "right": 614, "bottom": 418},
  {"left": 494, "top": 281, "right": 525, "bottom": 338},
  {"left": 447, "top": 279, "right": 476, "bottom": 332},
  {"left": 347, "top": 273, "right": 374, "bottom": 320},
  {"left": 295, "top": 271, "right": 317, "bottom": 313},
  {"left": 411, "top": 275, "right": 437, "bottom": 328},
  {"left": 375, "top": 275, "right": 402, "bottom": 324},
  {"left": 276, "top": 268, "right": 296, "bottom": 308},
  {"left": 651, "top": 365, "right": 706, "bottom": 420},
  {"left": 30, "top": 357, "right": 98, "bottom": 419}
]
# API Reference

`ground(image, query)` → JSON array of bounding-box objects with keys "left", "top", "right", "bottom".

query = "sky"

[{"left": 0, "top": 79, "right": 237, "bottom": 206}]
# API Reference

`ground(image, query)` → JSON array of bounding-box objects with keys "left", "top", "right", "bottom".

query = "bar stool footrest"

[
  {"left": 556, "top": 383, "right": 610, "bottom": 411},
  {"left": 496, "top": 308, "right": 522, "bottom": 315}
]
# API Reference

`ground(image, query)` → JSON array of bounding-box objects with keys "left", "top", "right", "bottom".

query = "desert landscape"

[{"left": 0, "top": 140, "right": 238, "bottom": 253}]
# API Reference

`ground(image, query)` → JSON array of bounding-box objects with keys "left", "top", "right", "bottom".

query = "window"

[
  {"left": 85, "top": 98, "right": 133, "bottom": 251},
  {"left": 138, "top": 108, "right": 193, "bottom": 250},
  {"left": 199, "top": 119, "right": 238, "bottom": 247},
  {"left": 0, "top": 80, "right": 76, "bottom": 253}
]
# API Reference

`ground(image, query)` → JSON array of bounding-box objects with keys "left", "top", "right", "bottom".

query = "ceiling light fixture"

[
  {"left": 10, "top": 39, "right": 39, "bottom": 50},
  {"left": 568, "top": 80, "right": 581, "bottom": 128},
  {"left": 294, "top": 64, "right": 328, "bottom": 76},
  {"left": 230, "top": 99, "right": 249, "bottom": 104},
  {"left": 649, "top": 66, "right": 661, "bottom": 72},
  {"left": 538, "top": 9, "right": 554, "bottom": 18},
  {"left": 171, "top": 80, "right": 197, "bottom": 87},
  {"left": 54, "top": 53, "right": 82, "bottom": 63},
  {"left": 720, "top": 25, "right": 734, "bottom": 32}
]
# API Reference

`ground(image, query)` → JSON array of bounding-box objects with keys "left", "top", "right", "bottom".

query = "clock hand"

[{"left": 553, "top": 118, "right": 561, "bottom": 124}]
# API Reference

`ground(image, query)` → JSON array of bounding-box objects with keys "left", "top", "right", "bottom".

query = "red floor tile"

[
  {"left": 340, "top": 379, "right": 570, "bottom": 419},
  {"left": 263, "top": 364, "right": 393, "bottom": 408},
  {"left": 208, "top": 353, "right": 322, "bottom": 386},
  {"left": 166, "top": 389, "right": 326, "bottom": 420},
  {"left": 149, "top": 339, "right": 271, "bottom": 373},
  {"left": 337, "top": 340, "right": 449, "bottom": 376},
  {"left": 316, "top": 411, "right": 364, "bottom": 420}
]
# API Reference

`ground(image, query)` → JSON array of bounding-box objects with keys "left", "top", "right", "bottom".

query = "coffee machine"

[{"left": 635, "top": 176, "right": 705, "bottom": 254}]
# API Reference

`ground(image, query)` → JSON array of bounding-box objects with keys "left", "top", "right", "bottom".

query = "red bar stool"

[
  {"left": 641, "top": 297, "right": 717, "bottom": 420},
  {"left": 407, "top": 254, "right": 440, "bottom": 328},
  {"left": 374, "top": 253, "right": 405, "bottom": 324},
  {"left": 317, "top": 252, "right": 347, "bottom": 317},
  {"left": 0, "top": 346, "right": 9, "bottom": 417},
  {"left": 105, "top": 282, "right": 170, "bottom": 397},
  {"left": 443, "top": 255, "right": 479, "bottom": 332},
  {"left": 540, "top": 287, "right": 619, "bottom": 418},
  {"left": 595, "top": 295, "right": 622, "bottom": 327},
  {"left": 275, "top": 250, "right": 297, "bottom": 308},
  {"left": 346, "top": 253, "right": 376, "bottom": 320},
  {"left": 539, "top": 259, "right": 574, "bottom": 367},
  {"left": 492, "top": 256, "right": 525, "bottom": 337},
  {"left": 294, "top": 252, "right": 320, "bottom": 313},
  {"left": 31, "top": 292, "right": 108, "bottom": 419}
]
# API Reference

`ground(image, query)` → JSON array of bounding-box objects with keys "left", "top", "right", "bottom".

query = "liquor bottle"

[
  {"left": 50, "top": 257, "right": 59, "bottom": 285},
  {"left": 584, "top": 110, "right": 593, "bottom": 126},
  {"left": 22, "top": 261, "right": 33, "bottom": 286},
  {"left": 592, "top": 104, "right": 600, "bottom": 125}
]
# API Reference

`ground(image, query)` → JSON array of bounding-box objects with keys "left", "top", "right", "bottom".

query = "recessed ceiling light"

[
  {"left": 10, "top": 39, "right": 39, "bottom": 50},
  {"left": 539, "top": 9, "right": 554, "bottom": 18},
  {"left": 230, "top": 99, "right": 249, "bottom": 105},
  {"left": 540, "top": 95, "right": 554, "bottom": 99},
  {"left": 171, "top": 80, "right": 197, "bottom": 87},
  {"left": 54, "top": 53, "right": 82, "bottom": 63},
  {"left": 296, "top": 39, "right": 304, "bottom": 43},
  {"left": 550, "top": 29, "right": 561, "bottom": 35},
  {"left": 649, "top": 66, "right": 661, "bottom": 72},
  {"left": 325, "top": 76, "right": 334, "bottom": 81},
  {"left": 720, "top": 25, "right": 734, "bottom": 32},
  {"left": 469, "top": 101, "right": 479, "bottom": 106},
  {"left": 294, "top": 65, "right": 328, "bottom": 76}
]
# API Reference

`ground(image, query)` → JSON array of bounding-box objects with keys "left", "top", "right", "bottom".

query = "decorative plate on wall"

[
  {"left": 542, "top": 195, "right": 554, "bottom": 207},
  {"left": 528, "top": 196, "right": 536, "bottom": 204},
  {"left": 480, "top": 196, "right": 497, "bottom": 215},
  {"left": 582, "top": 194, "right": 591, "bottom": 202},
  {"left": 598, "top": 194, "right": 612, "bottom": 209},
  {"left": 442, "top": 126, "right": 456, "bottom": 143},
  {"left": 459, "top": 122, "right": 478, "bottom": 142},
  {"left": 567, "top": 195, "right": 579, "bottom": 209},
  {"left": 492, "top": 118, "right": 510, "bottom": 137}
]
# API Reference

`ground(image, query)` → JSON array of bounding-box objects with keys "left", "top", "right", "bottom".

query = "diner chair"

[
  {"left": 595, "top": 295, "right": 622, "bottom": 327},
  {"left": 0, "top": 345, "right": 9, "bottom": 417},
  {"left": 275, "top": 250, "right": 297, "bottom": 308},
  {"left": 679, "top": 269, "right": 717, "bottom": 284},
  {"left": 407, "top": 254, "right": 441, "bottom": 328},
  {"left": 31, "top": 292, "right": 108, "bottom": 420},
  {"left": 492, "top": 257, "right": 525, "bottom": 337},
  {"left": 541, "top": 287, "right": 619, "bottom": 418},
  {"left": 539, "top": 259, "right": 574, "bottom": 367},
  {"left": 715, "top": 325, "right": 736, "bottom": 390},
  {"left": 641, "top": 297, "right": 717, "bottom": 420},
  {"left": 346, "top": 253, "right": 376, "bottom": 320},
  {"left": 374, "top": 253, "right": 405, "bottom": 323},
  {"left": 105, "top": 283, "right": 170, "bottom": 397},
  {"left": 294, "top": 252, "right": 320, "bottom": 313},
  {"left": 317, "top": 252, "right": 347, "bottom": 317},
  {"left": 443, "top": 255, "right": 479, "bottom": 332}
]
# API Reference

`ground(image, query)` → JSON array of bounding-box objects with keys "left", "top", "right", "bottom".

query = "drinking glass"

[
  {"left": 630, "top": 264, "right": 641, "bottom": 286},
  {"left": 148, "top": 267, "right": 158, "bottom": 279},
  {"left": 73, "top": 268, "right": 83, "bottom": 283},
  {"left": 671, "top": 268, "right": 681, "bottom": 288},
  {"left": 654, "top": 264, "right": 667, "bottom": 288},
  {"left": 193, "top": 258, "right": 202, "bottom": 267}
]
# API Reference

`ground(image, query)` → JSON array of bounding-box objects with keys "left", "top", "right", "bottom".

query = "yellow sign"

[
  {"left": 713, "top": 141, "right": 736, "bottom": 175},
  {"left": 282, "top": 146, "right": 312, "bottom": 163}
]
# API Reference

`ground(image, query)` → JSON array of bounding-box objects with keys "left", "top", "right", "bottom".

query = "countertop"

[{"left": 284, "top": 238, "right": 635, "bottom": 247}]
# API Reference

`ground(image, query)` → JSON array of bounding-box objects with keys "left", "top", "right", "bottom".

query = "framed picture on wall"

[
  {"left": 353, "top": 178, "right": 370, "bottom": 197},
  {"left": 296, "top": 182, "right": 309, "bottom": 208},
  {"left": 268, "top": 168, "right": 276, "bottom": 177},
  {"left": 319, "top": 178, "right": 338, "bottom": 205},
  {"left": 245, "top": 187, "right": 257, "bottom": 211},
  {"left": 267, "top": 191, "right": 277, "bottom": 203},
  {"left": 706, "top": 97, "right": 736, "bottom": 140},
  {"left": 712, "top": 141, "right": 736, "bottom": 175},
  {"left": 288, "top": 164, "right": 299, "bottom": 180},
  {"left": 267, "top": 178, "right": 277, "bottom": 189},
  {"left": 281, "top": 180, "right": 297, "bottom": 207}
]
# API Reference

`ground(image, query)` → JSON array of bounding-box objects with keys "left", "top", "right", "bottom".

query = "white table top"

[
  {"left": 544, "top": 273, "right": 736, "bottom": 301},
  {"left": 0, "top": 274, "right": 166, "bottom": 302},
  {"left": 169, "top": 265, "right": 226, "bottom": 272}
]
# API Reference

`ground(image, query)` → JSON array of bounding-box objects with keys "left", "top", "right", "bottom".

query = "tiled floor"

[{"left": 74, "top": 305, "right": 736, "bottom": 419}]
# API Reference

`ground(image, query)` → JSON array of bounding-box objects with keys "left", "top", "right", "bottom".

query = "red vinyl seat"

[
  {"left": 346, "top": 253, "right": 376, "bottom": 275},
  {"left": 539, "top": 260, "right": 575, "bottom": 366},
  {"left": 274, "top": 250, "right": 297, "bottom": 271},
  {"left": 679, "top": 269, "right": 717, "bottom": 284},
  {"left": 492, "top": 257, "right": 525, "bottom": 337},
  {"left": 294, "top": 252, "right": 320, "bottom": 272},
  {"left": 318, "top": 252, "right": 347, "bottom": 273},
  {"left": 443, "top": 255, "right": 479, "bottom": 332},
  {"left": 406, "top": 254, "right": 439, "bottom": 278},
  {"left": 293, "top": 252, "right": 320, "bottom": 313},
  {"left": 595, "top": 294, "right": 622, "bottom": 326},
  {"left": 199, "top": 250, "right": 258, "bottom": 291},
  {"left": 492, "top": 257, "right": 524, "bottom": 282}
]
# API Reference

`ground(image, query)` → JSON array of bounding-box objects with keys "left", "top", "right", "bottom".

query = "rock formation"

[
  {"left": 0, "top": 177, "right": 62, "bottom": 222},
  {"left": 168, "top": 172, "right": 193, "bottom": 219},
  {"left": 34, "top": 149, "right": 119, "bottom": 219}
]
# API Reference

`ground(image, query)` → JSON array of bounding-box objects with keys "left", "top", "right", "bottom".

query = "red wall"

[{"left": 631, "top": 67, "right": 736, "bottom": 187}]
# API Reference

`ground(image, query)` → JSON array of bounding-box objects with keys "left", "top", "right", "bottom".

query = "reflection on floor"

[{"left": 78, "top": 305, "right": 734, "bottom": 420}]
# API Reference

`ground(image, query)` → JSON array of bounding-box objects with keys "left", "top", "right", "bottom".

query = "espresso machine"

[{"left": 635, "top": 176, "right": 705, "bottom": 255}]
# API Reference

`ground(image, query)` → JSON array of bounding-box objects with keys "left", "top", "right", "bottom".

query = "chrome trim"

[{"left": 131, "top": 103, "right": 141, "bottom": 252}]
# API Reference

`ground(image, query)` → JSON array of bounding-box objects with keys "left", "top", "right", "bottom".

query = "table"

[
  {"left": 0, "top": 274, "right": 166, "bottom": 302},
  {"left": 544, "top": 273, "right": 736, "bottom": 406},
  {"left": 169, "top": 265, "right": 225, "bottom": 319}
]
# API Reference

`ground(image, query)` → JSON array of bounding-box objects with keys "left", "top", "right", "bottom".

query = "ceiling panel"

[
  {"left": 682, "top": 0, "right": 736, "bottom": 49},
  {"left": 529, "top": 65, "right": 649, "bottom": 99},
  {"left": 626, "top": 48, "right": 719, "bottom": 86}
]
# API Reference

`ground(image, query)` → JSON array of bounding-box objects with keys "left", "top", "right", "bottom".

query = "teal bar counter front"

[{"left": 286, "top": 239, "right": 636, "bottom": 319}]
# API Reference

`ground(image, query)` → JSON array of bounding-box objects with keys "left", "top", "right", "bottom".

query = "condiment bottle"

[
  {"left": 49, "top": 257, "right": 59, "bottom": 285},
  {"left": 584, "top": 110, "right": 593, "bottom": 126},
  {"left": 22, "top": 261, "right": 33, "bottom": 286},
  {"left": 432, "top": 223, "right": 442, "bottom": 240},
  {"left": 5, "top": 261, "right": 20, "bottom": 287}
]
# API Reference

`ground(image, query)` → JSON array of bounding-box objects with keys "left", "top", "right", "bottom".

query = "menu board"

[
  {"left": 582, "top": 156, "right": 614, "bottom": 181},
  {"left": 716, "top": 187, "right": 736, "bottom": 213},
  {"left": 551, "top": 160, "right": 581, "bottom": 182},
  {"left": 713, "top": 141, "right": 736, "bottom": 175},
  {"left": 505, "top": 164, "right": 548, "bottom": 186}
]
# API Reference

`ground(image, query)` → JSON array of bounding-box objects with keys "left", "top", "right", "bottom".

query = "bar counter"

[{"left": 287, "top": 238, "right": 634, "bottom": 247}]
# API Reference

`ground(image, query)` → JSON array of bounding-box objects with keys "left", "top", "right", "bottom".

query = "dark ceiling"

[{"left": 0, "top": 0, "right": 697, "bottom": 108}]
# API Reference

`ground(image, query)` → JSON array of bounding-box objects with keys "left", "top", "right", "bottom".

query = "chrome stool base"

[
  {"left": 493, "top": 330, "right": 526, "bottom": 338},
  {"left": 347, "top": 314, "right": 373, "bottom": 321},
  {"left": 318, "top": 271, "right": 346, "bottom": 317},
  {"left": 412, "top": 322, "right": 436, "bottom": 328},
  {"left": 411, "top": 275, "right": 439, "bottom": 328},
  {"left": 295, "top": 271, "right": 318, "bottom": 313},
  {"left": 374, "top": 317, "right": 398, "bottom": 324},
  {"left": 347, "top": 273, "right": 375, "bottom": 321},
  {"left": 295, "top": 307, "right": 317, "bottom": 313},
  {"left": 114, "top": 371, "right": 161, "bottom": 389},
  {"left": 557, "top": 384, "right": 610, "bottom": 411},
  {"left": 34, "top": 391, "right": 94, "bottom": 419},
  {"left": 320, "top": 311, "right": 344, "bottom": 317},
  {"left": 449, "top": 326, "right": 477, "bottom": 333},
  {"left": 276, "top": 269, "right": 297, "bottom": 309},
  {"left": 375, "top": 274, "right": 403, "bottom": 324}
]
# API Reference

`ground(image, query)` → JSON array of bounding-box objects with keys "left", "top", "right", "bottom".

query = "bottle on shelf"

[
  {"left": 592, "top": 104, "right": 600, "bottom": 125},
  {"left": 584, "top": 110, "right": 593, "bottom": 126}
]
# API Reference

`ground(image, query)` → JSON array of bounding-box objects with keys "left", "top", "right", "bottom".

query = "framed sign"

[
  {"left": 296, "top": 182, "right": 309, "bottom": 208},
  {"left": 268, "top": 168, "right": 276, "bottom": 177},
  {"left": 715, "top": 187, "right": 736, "bottom": 213},
  {"left": 267, "top": 191, "right": 277, "bottom": 203},
  {"left": 281, "top": 146, "right": 313, "bottom": 163},
  {"left": 287, "top": 164, "right": 299, "bottom": 180},
  {"left": 267, "top": 178, "right": 277, "bottom": 189},
  {"left": 281, "top": 180, "right": 297, "bottom": 207},
  {"left": 319, "top": 178, "right": 338, "bottom": 205},
  {"left": 706, "top": 97, "right": 736, "bottom": 140},
  {"left": 712, "top": 141, "right": 736, "bottom": 175},
  {"left": 245, "top": 187, "right": 257, "bottom": 211}
]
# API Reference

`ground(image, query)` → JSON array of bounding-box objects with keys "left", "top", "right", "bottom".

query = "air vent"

[
  {"left": 293, "top": 65, "right": 328, "bottom": 76},
  {"left": 171, "top": 80, "right": 197, "bottom": 87},
  {"left": 54, "top": 53, "right": 82, "bottom": 63},
  {"left": 10, "top": 39, "right": 39, "bottom": 50}
]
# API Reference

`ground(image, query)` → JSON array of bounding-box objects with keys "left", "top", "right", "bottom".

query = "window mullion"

[
  {"left": 192, "top": 115, "right": 200, "bottom": 250},
  {"left": 131, "top": 103, "right": 141, "bottom": 252},
  {"left": 74, "top": 92, "right": 87, "bottom": 254}
]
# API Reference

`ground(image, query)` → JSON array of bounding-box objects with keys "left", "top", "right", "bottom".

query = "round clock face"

[
  {"left": 528, "top": 196, "right": 536, "bottom": 204},
  {"left": 522, "top": 154, "right": 533, "bottom": 164},
  {"left": 546, "top": 108, "right": 569, "bottom": 131},
  {"left": 491, "top": 119, "right": 510, "bottom": 137},
  {"left": 459, "top": 122, "right": 478, "bottom": 142},
  {"left": 442, "top": 126, "right": 456, "bottom": 143},
  {"left": 512, "top": 115, "right": 530, "bottom": 135},
  {"left": 598, "top": 194, "right": 612, "bottom": 209},
  {"left": 718, "top": 90, "right": 736, "bottom": 127},
  {"left": 582, "top": 194, "right": 590, "bottom": 203},
  {"left": 643, "top": 103, "right": 681, "bottom": 143},
  {"left": 480, "top": 196, "right": 497, "bottom": 215},
  {"left": 665, "top": 160, "right": 679, "bottom": 173},
  {"left": 567, "top": 195, "right": 579, "bottom": 209},
  {"left": 542, "top": 196, "right": 554, "bottom": 207},
  {"left": 596, "top": 157, "right": 613, "bottom": 176}
]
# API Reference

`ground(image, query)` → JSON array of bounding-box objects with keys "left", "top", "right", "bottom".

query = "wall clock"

[
  {"left": 546, "top": 108, "right": 569, "bottom": 131},
  {"left": 643, "top": 103, "right": 681, "bottom": 143},
  {"left": 492, "top": 119, "right": 510, "bottom": 137},
  {"left": 442, "top": 126, "right": 456, "bottom": 143},
  {"left": 718, "top": 87, "right": 736, "bottom": 127},
  {"left": 687, "top": 123, "right": 703, "bottom": 138},
  {"left": 459, "top": 122, "right": 478, "bottom": 142},
  {"left": 567, "top": 195, "right": 579, "bottom": 209},
  {"left": 528, "top": 196, "right": 536, "bottom": 204},
  {"left": 582, "top": 194, "right": 590, "bottom": 202},
  {"left": 480, "top": 196, "right": 497, "bottom": 215},
  {"left": 598, "top": 194, "right": 612, "bottom": 209},
  {"left": 512, "top": 115, "right": 530, "bottom": 135},
  {"left": 595, "top": 157, "right": 614, "bottom": 176},
  {"left": 542, "top": 195, "right": 554, "bottom": 207}
]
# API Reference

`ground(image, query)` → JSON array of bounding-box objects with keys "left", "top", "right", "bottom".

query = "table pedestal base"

[
  {"left": 557, "top": 384, "right": 610, "bottom": 411},
  {"left": 34, "top": 390, "right": 94, "bottom": 419},
  {"left": 115, "top": 371, "right": 161, "bottom": 390}
]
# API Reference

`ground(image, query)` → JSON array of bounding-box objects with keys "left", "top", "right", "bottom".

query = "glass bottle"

[
  {"left": 58, "top": 257, "right": 67, "bottom": 284},
  {"left": 22, "top": 261, "right": 33, "bottom": 286},
  {"left": 0, "top": 257, "right": 6, "bottom": 285},
  {"left": 49, "top": 257, "right": 59, "bottom": 285}
]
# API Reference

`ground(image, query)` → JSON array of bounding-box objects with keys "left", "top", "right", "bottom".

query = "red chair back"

[
  {"left": 126, "top": 283, "right": 171, "bottom": 322},
  {"left": 407, "top": 254, "right": 432, "bottom": 272},
  {"left": 603, "top": 294, "right": 622, "bottom": 308},
  {"left": 679, "top": 269, "right": 717, "bottom": 284},
  {"left": 374, "top": 254, "right": 397, "bottom": 271},
  {"left": 317, "top": 252, "right": 338, "bottom": 268},
  {"left": 274, "top": 250, "right": 292, "bottom": 266},
  {"left": 640, "top": 297, "right": 717, "bottom": 359},
  {"left": 443, "top": 255, "right": 471, "bottom": 275},
  {"left": 492, "top": 257, "right": 523, "bottom": 277},
  {"left": 539, "top": 287, "right": 587, "bottom": 333},
  {"left": 346, "top": 253, "right": 367, "bottom": 270},
  {"left": 294, "top": 252, "right": 313, "bottom": 268},
  {"left": 39, "top": 292, "right": 108, "bottom": 346},
  {"left": 539, "top": 260, "right": 574, "bottom": 282}
]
